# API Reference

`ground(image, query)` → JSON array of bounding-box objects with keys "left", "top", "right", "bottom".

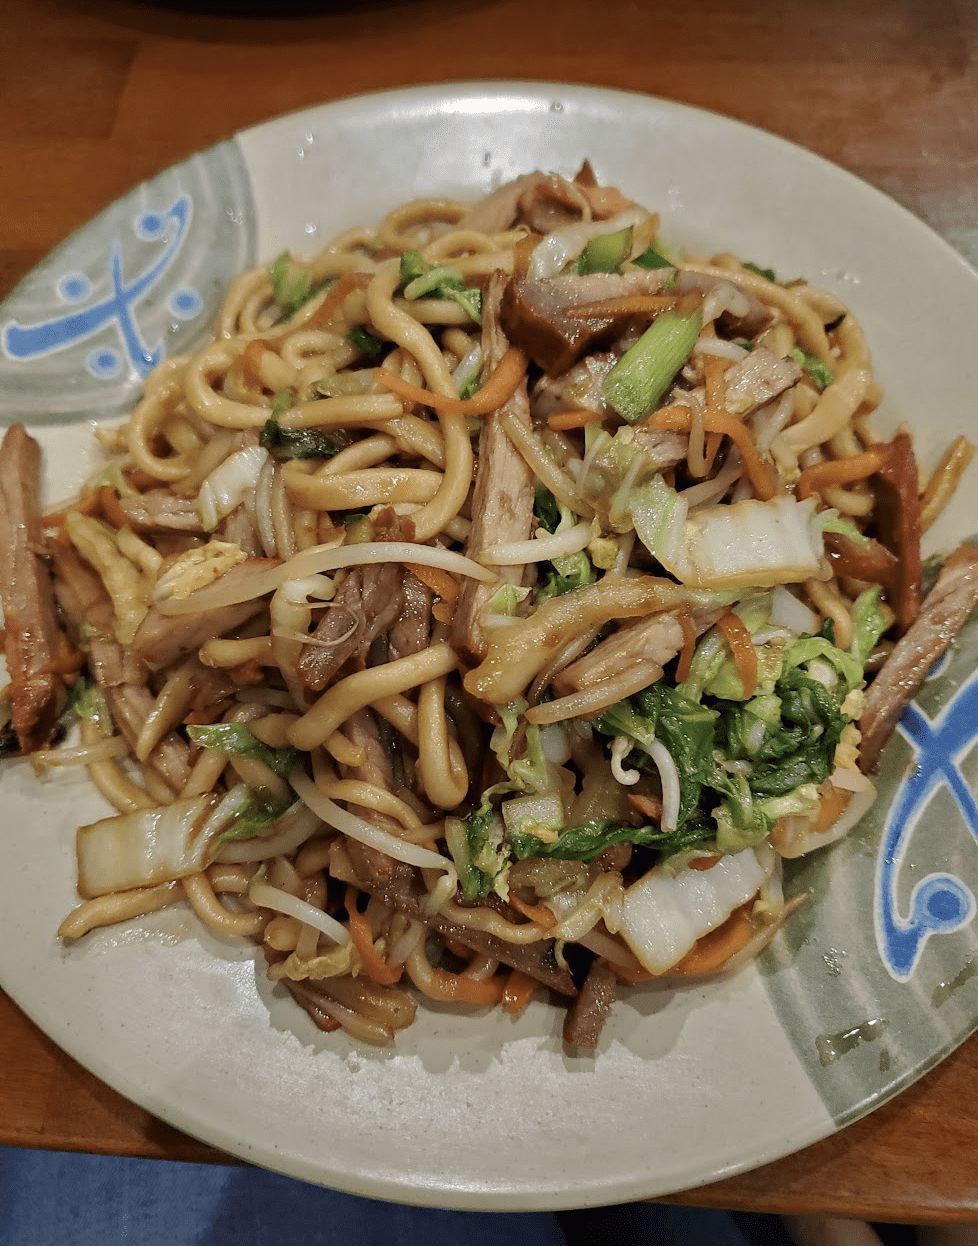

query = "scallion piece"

[
  {"left": 576, "top": 226, "right": 633, "bottom": 275},
  {"left": 789, "top": 346, "right": 833, "bottom": 392},
  {"left": 603, "top": 310, "right": 702, "bottom": 423},
  {"left": 348, "top": 326, "right": 384, "bottom": 360},
  {"left": 632, "top": 243, "right": 673, "bottom": 271}
]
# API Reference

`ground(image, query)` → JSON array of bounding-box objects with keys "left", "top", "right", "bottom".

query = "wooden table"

[{"left": 3, "top": 0, "right": 978, "bottom": 1222}]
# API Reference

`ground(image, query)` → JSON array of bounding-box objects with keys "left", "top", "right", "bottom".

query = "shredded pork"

[{"left": 0, "top": 424, "right": 72, "bottom": 752}]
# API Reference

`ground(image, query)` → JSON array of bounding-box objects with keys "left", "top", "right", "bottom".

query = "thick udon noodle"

[{"left": 26, "top": 170, "right": 967, "bottom": 1047}]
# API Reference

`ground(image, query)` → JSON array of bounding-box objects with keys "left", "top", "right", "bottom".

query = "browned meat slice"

[
  {"left": 871, "top": 431, "right": 922, "bottom": 634},
  {"left": 456, "top": 172, "right": 550, "bottom": 234},
  {"left": 630, "top": 429, "right": 689, "bottom": 472},
  {"left": 859, "top": 542, "right": 978, "bottom": 774},
  {"left": 515, "top": 173, "right": 588, "bottom": 233},
  {"left": 388, "top": 571, "right": 433, "bottom": 661},
  {"left": 130, "top": 598, "right": 266, "bottom": 668},
  {"left": 825, "top": 530, "right": 898, "bottom": 586},
  {"left": 562, "top": 957, "right": 618, "bottom": 1048},
  {"left": 452, "top": 272, "right": 536, "bottom": 662},
  {"left": 333, "top": 706, "right": 579, "bottom": 999},
  {"left": 673, "top": 270, "right": 773, "bottom": 339},
  {"left": 106, "top": 682, "right": 192, "bottom": 793},
  {"left": 297, "top": 509, "right": 410, "bottom": 691},
  {"left": 551, "top": 605, "right": 724, "bottom": 698},
  {"left": 221, "top": 505, "right": 263, "bottom": 558},
  {"left": 0, "top": 423, "right": 72, "bottom": 752},
  {"left": 501, "top": 269, "right": 674, "bottom": 376},
  {"left": 50, "top": 545, "right": 145, "bottom": 688},
  {"left": 117, "top": 491, "right": 204, "bottom": 533},
  {"left": 717, "top": 346, "right": 801, "bottom": 415},
  {"left": 428, "top": 911, "right": 577, "bottom": 997},
  {"left": 553, "top": 613, "right": 685, "bottom": 697},
  {"left": 343, "top": 844, "right": 578, "bottom": 996},
  {"left": 592, "top": 841, "right": 634, "bottom": 873},
  {"left": 281, "top": 978, "right": 342, "bottom": 1032},
  {"left": 338, "top": 707, "right": 420, "bottom": 889},
  {"left": 531, "top": 350, "right": 619, "bottom": 418}
]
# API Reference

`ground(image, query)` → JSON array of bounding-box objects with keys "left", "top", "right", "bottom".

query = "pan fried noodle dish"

[{"left": 4, "top": 166, "right": 978, "bottom": 1050}]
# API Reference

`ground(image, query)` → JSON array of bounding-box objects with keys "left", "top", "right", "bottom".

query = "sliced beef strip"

[
  {"left": 50, "top": 545, "right": 146, "bottom": 688},
  {"left": 501, "top": 269, "right": 674, "bottom": 376},
  {"left": 562, "top": 957, "right": 618, "bottom": 1049},
  {"left": 388, "top": 571, "right": 433, "bottom": 661},
  {"left": 221, "top": 504, "right": 264, "bottom": 558},
  {"left": 335, "top": 708, "right": 578, "bottom": 997},
  {"left": 715, "top": 346, "right": 802, "bottom": 415},
  {"left": 281, "top": 978, "right": 342, "bottom": 1032},
  {"left": 515, "top": 173, "right": 588, "bottom": 233},
  {"left": 553, "top": 613, "right": 685, "bottom": 697},
  {"left": 297, "top": 509, "right": 410, "bottom": 692},
  {"left": 452, "top": 271, "right": 536, "bottom": 662},
  {"left": 871, "top": 431, "right": 922, "bottom": 634},
  {"left": 117, "top": 491, "right": 204, "bottom": 534},
  {"left": 48, "top": 539, "right": 192, "bottom": 791},
  {"left": 0, "top": 423, "right": 72, "bottom": 752},
  {"left": 456, "top": 172, "right": 551, "bottom": 234},
  {"left": 859, "top": 542, "right": 978, "bottom": 774},
  {"left": 105, "top": 682, "right": 193, "bottom": 793},
  {"left": 130, "top": 598, "right": 268, "bottom": 669}
]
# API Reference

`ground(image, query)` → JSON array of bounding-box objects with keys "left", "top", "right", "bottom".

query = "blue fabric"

[{"left": 0, "top": 1144, "right": 794, "bottom": 1246}]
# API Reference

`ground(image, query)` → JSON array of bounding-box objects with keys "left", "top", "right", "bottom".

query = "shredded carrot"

[
  {"left": 306, "top": 271, "right": 371, "bottom": 330},
  {"left": 715, "top": 610, "right": 758, "bottom": 699},
  {"left": 438, "top": 969, "right": 506, "bottom": 1006},
  {"left": 431, "top": 600, "right": 453, "bottom": 625},
  {"left": 647, "top": 404, "right": 777, "bottom": 501},
  {"left": 566, "top": 294, "right": 677, "bottom": 320},
  {"left": 627, "top": 793, "right": 663, "bottom": 821},
  {"left": 237, "top": 339, "right": 279, "bottom": 390},
  {"left": 671, "top": 902, "right": 757, "bottom": 976},
  {"left": 796, "top": 445, "right": 888, "bottom": 500},
  {"left": 405, "top": 562, "right": 459, "bottom": 603},
  {"left": 674, "top": 610, "right": 698, "bottom": 683},
  {"left": 546, "top": 408, "right": 604, "bottom": 432},
  {"left": 376, "top": 346, "right": 527, "bottom": 418},
  {"left": 42, "top": 491, "right": 101, "bottom": 529},
  {"left": 98, "top": 485, "right": 128, "bottom": 531},
  {"left": 507, "top": 893, "right": 558, "bottom": 929},
  {"left": 502, "top": 969, "right": 540, "bottom": 1016},
  {"left": 921, "top": 435, "right": 976, "bottom": 533},
  {"left": 37, "top": 649, "right": 85, "bottom": 678},
  {"left": 812, "top": 783, "right": 851, "bottom": 834},
  {"left": 229, "top": 658, "right": 264, "bottom": 687},
  {"left": 688, "top": 854, "right": 722, "bottom": 871},
  {"left": 344, "top": 886, "right": 403, "bottom": 986}
]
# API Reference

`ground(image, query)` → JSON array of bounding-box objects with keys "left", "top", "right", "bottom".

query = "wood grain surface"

[{"left": 2, "top": 0, "right": 978, "bottom": 1220}]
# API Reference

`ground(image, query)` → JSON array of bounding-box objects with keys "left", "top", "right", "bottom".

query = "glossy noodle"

[{"left": 3, "top": 164, "right": 977, "bottom": 1050}]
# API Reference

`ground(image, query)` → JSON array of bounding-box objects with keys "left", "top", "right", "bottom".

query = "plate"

[{"left": 3, "top": 82, "right": 978, "bottom": 1211}]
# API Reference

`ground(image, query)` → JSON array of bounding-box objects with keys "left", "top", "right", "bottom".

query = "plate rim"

[{"left": 3, "top": 79, "right": 978, "bottom": 1210}]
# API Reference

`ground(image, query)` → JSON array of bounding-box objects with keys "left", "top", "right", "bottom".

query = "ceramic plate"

[{"left": 2, "top": 83, "right": 978, "bottom": 1211}]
